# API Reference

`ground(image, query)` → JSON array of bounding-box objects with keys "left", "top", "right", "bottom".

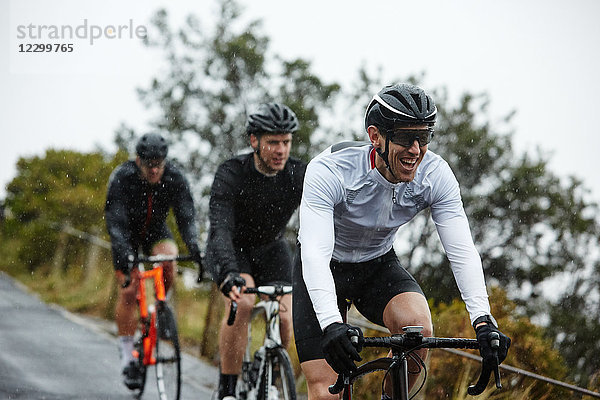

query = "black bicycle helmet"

[
  {"left": 136, "top": 133, "right": 168, "bottom": 160},
  {"left": 246, "top": 103, "right": 299, "bottom": 135},
  {"left": 365, "top": 84, "right": 437, "bottom": 132}
]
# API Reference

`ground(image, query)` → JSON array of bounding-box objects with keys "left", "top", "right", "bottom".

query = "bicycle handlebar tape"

[{"left": 467, "top": 363, "right": 493, "bottom": 396}]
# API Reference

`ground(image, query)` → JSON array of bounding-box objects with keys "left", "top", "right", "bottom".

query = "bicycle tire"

[
  {"left": 346, "top": 358, "right": 403, "bottom": 400},
  {"left": 259, "top": 347, "right": 297, "bottom": 400},
  {"left": 155, "top": 304, "right": 182, "bottom": 400},
  {"left": 132, "top": 337, "right": 148, "bottom": 398}
]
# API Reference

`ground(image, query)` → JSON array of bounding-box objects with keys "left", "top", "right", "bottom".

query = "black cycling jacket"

[
  {"left": 205, "top": 153, "right": 306, "bottom": 282},
  {"left": 105, "top": 160, "right": 200, "bottom": 271}
]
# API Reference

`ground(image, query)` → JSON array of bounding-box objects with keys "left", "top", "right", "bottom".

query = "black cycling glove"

[
  {"left": 119, "top": 253, "right": 136, "bottom": 274},
  {"left": 219, "top": 272, "right": 246, "bottom": 297},
  {"left": 321, "top": 322, "right": 364, "bottom": 375},
  {"left": 474, "top": 317, "right": 511, "bottom": 366}
]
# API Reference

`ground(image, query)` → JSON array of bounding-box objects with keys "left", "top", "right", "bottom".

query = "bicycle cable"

[{"left": 380, "top": 346, "right": 428, "bottom": 399}]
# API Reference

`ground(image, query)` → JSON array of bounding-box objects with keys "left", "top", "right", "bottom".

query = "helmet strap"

[
  {"left": 375, "top": 135, "right": 397, "bottom": 180},
  {"left": 250, "top": 133, "right": 261, "bottom": 156}
]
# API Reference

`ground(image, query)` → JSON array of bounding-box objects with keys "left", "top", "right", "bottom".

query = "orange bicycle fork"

[{"left": 134, "top": 265, "right": 167, "bottom": 366}]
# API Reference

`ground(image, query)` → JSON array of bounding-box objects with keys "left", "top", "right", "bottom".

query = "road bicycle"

[
  {"left": 123, "top": 253, "right": 202, "bottom": 400},
  {"left": 328, "top": 325, "right": 502, "bottom": 400},
  {"left": 227, "top": 283, "right": 296, "bottom": 400}
]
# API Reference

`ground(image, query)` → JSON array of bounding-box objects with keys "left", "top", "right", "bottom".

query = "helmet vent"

[
  {"left": 389, "top": 89, "right": 412, "bottom": 112},
  {"left": 410, "top": 93, "right": 423, "bottom": 113}
]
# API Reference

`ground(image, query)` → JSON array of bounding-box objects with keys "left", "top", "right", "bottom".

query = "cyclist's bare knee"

[
  {"left": 383, "top": 292, "right": 433, "bottom": 335},
  {"left": 301, "top": 359, "right": 338, "bottom": 400},
  {"left": 152, "top": 239, "right": 178, "bottom": 256},
  {"left": 279, "top": 297, "right": 293, "bottom": 347},
  {"left": 152, "top": 240, "right": 178, "bottom": 291},
  {"left": 236, "top": 293, "right": 255, "bottom": 315},
  {"left": 279, "top": 297, "right": 292, "bottom": 325}
]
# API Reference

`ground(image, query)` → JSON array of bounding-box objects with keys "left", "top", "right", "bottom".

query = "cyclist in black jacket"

[
  {"left": 205, "top": 103, "right": 306, "bottom": 400},
  {"left": 105, "top": 133, "right": 202, "bottom": 389}
]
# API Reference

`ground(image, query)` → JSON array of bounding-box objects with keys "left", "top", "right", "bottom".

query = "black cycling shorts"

[
  {"left": 292, "top": 246, "right": 424, "bottom": 363},
  {"left": 113, "top": 223, "right": 174, "bottom": 272},
  {"left": 139, "top": 223, "right": 174, "bottom": 255},
  {"left": 235, "top": 238, "right": 294, "bottom": 285}
]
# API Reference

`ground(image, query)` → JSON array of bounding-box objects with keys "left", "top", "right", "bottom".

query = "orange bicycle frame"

[{"left": 135, "top": 263, "right": 167, "bottom": 366}]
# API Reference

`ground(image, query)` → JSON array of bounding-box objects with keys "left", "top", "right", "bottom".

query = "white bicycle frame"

[{"left": 241, "top": 285, "right": 292, "bottom": 400}]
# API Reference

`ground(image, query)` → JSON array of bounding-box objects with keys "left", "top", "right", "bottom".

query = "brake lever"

[
  {"left": 122, "top": 255, "right": 136, "bottom": 288},
  {"left": 490, "top": 332, "right": 502, "bottom": 389},
  {"left": 121, "top": 273, "right": 131, "bottom": 288},
  {"left": 468, "top": 331, "right": 502, "bottom": 395},
  {"left": 493, "top": 363, "right": 502, "bottom": 389},
  {"left": 227, "top": 301, "right": 238, "bottom": 326},
  {"left": 196, "top": 260, "right": 204, "bottom": 283},
  {"left": 328, "top": 374, "right": 348, "bottom": 395}
]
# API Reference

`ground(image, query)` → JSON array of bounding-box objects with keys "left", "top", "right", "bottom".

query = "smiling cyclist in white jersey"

[{"left": 292, "top": 83, "right": 511, "bottom": 400}]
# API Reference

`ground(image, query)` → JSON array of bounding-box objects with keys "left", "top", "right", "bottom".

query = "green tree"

[
  {"left": 3, "top": 149, "right": 127, "bottom": 269},
  {"left": 121, "top": 0, "right": 340, "bottom": 208}
]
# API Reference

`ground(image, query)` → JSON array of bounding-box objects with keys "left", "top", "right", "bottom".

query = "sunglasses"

[
  {"left": 387, "top": 127, "right": 434, "bottom": 147},
  {"left": 141, "top": 159, "right": 166, "bottom": 169}
]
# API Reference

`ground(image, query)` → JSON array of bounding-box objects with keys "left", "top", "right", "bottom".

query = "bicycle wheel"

[
  {"left": 259, "top": 347, "right": 296, "bottom": 400},
  {"left": 130, "top": 337, "right": 148, "bottom": 398},
  {"left": 155, "top": 304, "right": 181, "bottom": 400},
  {"left": 347, "top": 358, "right": 402, "bottom": 400}
]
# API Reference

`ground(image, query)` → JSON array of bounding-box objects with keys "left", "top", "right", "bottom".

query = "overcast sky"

[{"left": 2, "top": 0, "right": 600, "bottom": 206}]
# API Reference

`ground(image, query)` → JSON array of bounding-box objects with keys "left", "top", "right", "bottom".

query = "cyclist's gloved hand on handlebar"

[
  {"left": 219, "top": 272, "right": 246, "bottom": 297},
  {"left": 321, "top": 322, "right": 364, "bottom": 375},
  {"left": 116, "top": 252, "right": 136, "bottom": 274},
  {"left": 473, "top": 316, "right": 511, "bottom": 366}
]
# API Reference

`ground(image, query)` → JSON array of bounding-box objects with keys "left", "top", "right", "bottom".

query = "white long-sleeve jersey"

[{"left": 298, "top": 142, "right": 491, "bottom": 330}]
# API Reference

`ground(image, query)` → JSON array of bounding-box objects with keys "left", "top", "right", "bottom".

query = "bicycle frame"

[
  {"left": 248, "top": 296, "right": 283, "bottom": 350},
  {"left": 124, "top": 253, "right": 195, "bottom": 400},
  {"left": 229, "top": 284, "right": 295, "bottom": 400},
  {"left": 135, "top": 262, "right": 167, "bottom": 366}
]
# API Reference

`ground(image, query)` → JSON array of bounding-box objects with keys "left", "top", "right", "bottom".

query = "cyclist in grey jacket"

[{"left": 293, "top": 84, "right": 510, "bottom": 399}]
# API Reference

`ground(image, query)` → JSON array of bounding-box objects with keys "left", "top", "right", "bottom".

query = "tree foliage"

[
  {"left": 3, "top": 149, "right": 127, "bottom": 268},
  {"left": 123, "top": 0, "right": 340, "bottom": 211}
]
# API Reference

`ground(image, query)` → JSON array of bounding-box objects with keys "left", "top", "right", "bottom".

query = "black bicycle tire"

[
  {"left": 133, "top": 337, "right": 148, "bottom": 398},
  {"left": 258, "top": 347, "right": 297, "bottom": 400},
  {"left": 155, "top": 304, "right": 182, "bottom": 400}
]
